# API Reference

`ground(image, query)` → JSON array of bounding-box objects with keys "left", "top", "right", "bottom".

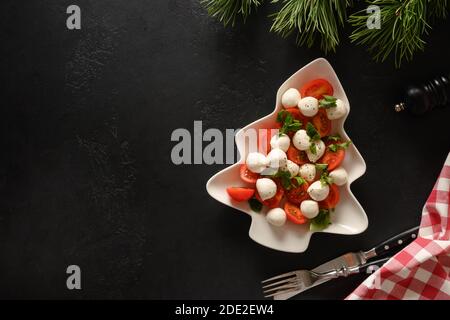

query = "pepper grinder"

[{"left": 394, "top": 73, "right": 450, "bottom": 115}]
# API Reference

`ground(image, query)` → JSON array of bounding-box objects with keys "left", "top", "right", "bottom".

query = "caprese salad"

[{"left": 226, "top": 78, "right": 351, "bottom": 231}]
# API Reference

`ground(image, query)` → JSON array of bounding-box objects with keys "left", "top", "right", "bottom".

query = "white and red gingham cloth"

[{"left": 347, "top": 152, "right": 450, "bottom": 300}]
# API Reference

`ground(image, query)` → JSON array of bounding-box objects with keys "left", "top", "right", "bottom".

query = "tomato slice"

[
  {"left": 226, "top": 187, "right": 255, "bottom": 202},
  {"left": 285, "top": 181, "right": 309, "bottom": 205},
  {"left": 287, "top": 145, "right": 308, "bottom": 165},
  {"left": 300, "top": 79, "right": 334, "bottom": 99},
  {"left": 284, "top": 201, "right": 308, "bottom": 224},
  {"left": 320, "top": 145, "right": 345, "bottom": 171},
  {"left": 255, "top": 182, "right": 284, "bottom": 209},
  {"left": 239, "top": 164, "right": 260, "bottom": 184},
  {"left": 312, "top": 109, "right": 331, "bottom": 137},
  {"left": 320, "top": 184, "right": 340, "bottom": 209},
  {"left": 258, "top": 128, "right": 277, "bottom": 155}
]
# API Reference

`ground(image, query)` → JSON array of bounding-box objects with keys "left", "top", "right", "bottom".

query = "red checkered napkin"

[{"left": 347, "top": 152, "right": 450, "bottom": 300}]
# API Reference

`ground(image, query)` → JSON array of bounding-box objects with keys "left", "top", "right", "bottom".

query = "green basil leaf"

[
  {"left": 319, "top": 95, "right": 337, "bottom": 109},
  {"left": 248, "top": 198, "right": 263, "bottom": 212},
  {"left": 276, "top": 110, "right": 288, "bottom": 123},
  {"left": 310, "top": 209, "right": 332, "bottom": 231},
  {"left": 328, "top": 141, "right": 352, "bottom": 152},
  {"left": 293, "top": 176, "right": 306, "bottom": 186},
  {"left": 309, "top": 142, "right": 317, "bottom": 155},
  {"left": 277, "top": 111, "right": 302, "bottom": 135},
  {"left": 315, "top": 163, "right": 328, "bottom": 171},
  {"left": 320, "top": 171, "right": 333, "bottom": 186},
  {"left": 328, "top": 144, "right": 338, "bottom": 152},
  {"left": 326, "top": 134, "right": 342, "bottom": 142},
  {"left": 306, "top": 123, "right": 320, "bottom": 141}
]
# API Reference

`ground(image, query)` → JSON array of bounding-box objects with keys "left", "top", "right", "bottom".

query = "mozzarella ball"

[
  {"left": 256, "top": 178, "right": 277, "bottom": 201},
  {"left": 267, "top": 148, "right": 287, "bottom": 169},
  {"left": 300, "top": 200, "right": 319, "bottom": 219},
  {"left": 298, "top": 97, "right": 319, "bottom": 117},
  {"left": 299, "top": 163, "right": 316, "bottom": 182},
  {"left": 286, "top": 160, "right": 299, "bottom": 178},
  {"left": 329, "top": 167, "right": 348, "bottom": 186},
  {"left": 292, "top": 129, "right": 311, "bottom": 151},
  {"left": 326, "top": 98, "right": 347, "bottom": 120},
  {"left": 270, "top": 134, "right": 290, "bottom": 152},
  {"left": 306, "top": 140, "right": 326, "bottom": 163},
  {"left": 281, "top": 88, "right": 301, "bottom": 108},
  {"left": 246, "top": 152, "right": 269, "bottom": 173},
  {"left": 307, "top": 181, "right": 330, "bottom": 201},
  {"left": 266, "top": 208, "right": 287, "bottom": 227}
]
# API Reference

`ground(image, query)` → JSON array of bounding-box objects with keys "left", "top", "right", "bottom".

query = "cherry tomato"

[
  {"left": 312, "top": 109, "right": 331, "bottom": 137},
  {"left": 285, "top": 181, "right": 309, "bottom": 205},
  {"left": 255, "top": 182, "right": 284, "bottom": 209},
  {"left": 320, "top": 141, "right": 345, "bottom": 171},
  {"left": 239, "top": 164, "right": 260, "bottom": 184},
  {"left": 226, "top": 187, "right": 255, "bottom": 202},
  {"left": 300, "top": 79, "right": 334, "bottom": 99},
  {"left": 287, "top": 145, "right": 308, "bottom": 165},
  {"left": 320, "top": 184, "right": 340, "bottom": 209},
  {"left": 284, "top": 201, "right": 308, "bottom": 224}
]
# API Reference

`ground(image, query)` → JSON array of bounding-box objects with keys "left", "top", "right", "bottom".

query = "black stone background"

[{"left": 1, "top": 0, "right": 449, "bottom": 299}]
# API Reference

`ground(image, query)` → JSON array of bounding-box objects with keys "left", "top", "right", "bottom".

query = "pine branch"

[
  {"left": 202, "top": 0, "right": 449, "bottom": 67},
  {"left": 349, "top": 0, "right": 448, "bottom": 67},
  {"left": 201, "top": 0, "right": 262, "bottom": 26},
  {"left": 427, "top": 0, "right": 448, "bottom": 19},
  {"left": 270, "top": 0, "right": 353, "bottom": 53}
]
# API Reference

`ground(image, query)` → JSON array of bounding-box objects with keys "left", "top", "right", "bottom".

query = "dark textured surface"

[{"left": 0, "top": 0, "right": 449, "bottom": 299}]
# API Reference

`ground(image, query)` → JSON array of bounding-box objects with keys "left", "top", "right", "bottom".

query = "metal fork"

[{"left": 262, "top": 257, "right": 390, "bottom": 298}]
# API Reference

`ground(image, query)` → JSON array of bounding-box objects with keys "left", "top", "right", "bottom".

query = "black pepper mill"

[{"left": 394, "top": 73, "right": 450, "bottom": 115}]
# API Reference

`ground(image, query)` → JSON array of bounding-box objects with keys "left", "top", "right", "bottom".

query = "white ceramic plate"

[{"left": 206, "top": 58, "right": 368, "bottom": 253}]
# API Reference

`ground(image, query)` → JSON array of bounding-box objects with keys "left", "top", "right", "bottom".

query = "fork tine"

[
  {"left": 262, "top": 281, "right": 300, "bottom": 295},
  {"left": 261, "top": 271, "right": 297, "bottom": 284},
  {"left": 264, "top": 286, "right": 302, "bottom": 298},
  {"left": 262, "top": 276, "right": 297, "bottom": 290},
  {"left": 263, "top": 283, "right": 300, "bottom": 297}
]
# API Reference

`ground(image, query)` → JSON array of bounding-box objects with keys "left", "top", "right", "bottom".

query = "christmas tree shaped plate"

[{"left": 206, "top": 58, "right": 368, "bottom": 253}]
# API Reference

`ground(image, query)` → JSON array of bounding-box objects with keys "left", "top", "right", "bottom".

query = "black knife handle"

[
  {"left": 358, "top": 256, "right": 391, "bottom": 274},
  {"left": 373, "top": 226, "right": 419, "bottom": 257}
]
